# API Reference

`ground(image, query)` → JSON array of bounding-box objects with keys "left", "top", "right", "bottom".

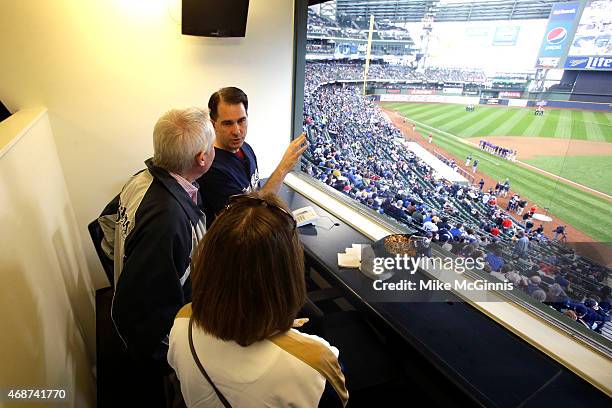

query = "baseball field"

[{"left": 382, "top": 102, "right": 612, "bottom": 242}]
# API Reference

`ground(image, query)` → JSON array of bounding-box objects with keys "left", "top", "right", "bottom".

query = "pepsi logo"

[{"left": 547, "top": 27, "right": 567, "bottom": 44}]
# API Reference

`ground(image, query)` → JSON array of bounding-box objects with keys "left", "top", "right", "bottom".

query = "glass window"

[{"left": 296, "top": 0, "right": 612, "bottom": 353}]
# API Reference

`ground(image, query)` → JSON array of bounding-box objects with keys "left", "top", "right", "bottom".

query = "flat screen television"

[{"left": 182, "top": 0, "right": 249, "bottom": 37}]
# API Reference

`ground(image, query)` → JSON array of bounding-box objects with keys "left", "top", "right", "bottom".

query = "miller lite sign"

[{"left": 565, "top": 56, "right": 612, "bottom": 70}]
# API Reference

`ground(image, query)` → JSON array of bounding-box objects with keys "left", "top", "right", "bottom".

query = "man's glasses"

[{"left": 225, "top": 194, "right": 297, "bottom": 231}]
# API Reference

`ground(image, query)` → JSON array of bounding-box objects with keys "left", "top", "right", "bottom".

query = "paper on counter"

[{"left": 338, "top": 252, "right": 360, "bottom": 268}]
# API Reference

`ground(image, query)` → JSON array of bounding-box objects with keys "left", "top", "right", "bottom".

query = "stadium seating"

[{"left": 301, "top": 62, "right": 611, "bottom": 340}]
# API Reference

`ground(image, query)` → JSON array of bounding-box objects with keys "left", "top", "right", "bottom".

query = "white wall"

[
  {"left": 0, "top": 109, "right": 96, "bottom": 407},
  {"left": 0, "top": 0, "right": 296, "bottom": 288}
]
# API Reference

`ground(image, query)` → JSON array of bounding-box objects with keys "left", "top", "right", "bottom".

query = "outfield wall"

[
  {"left": 508, "top": 99, "right": 529, "bottom": 107},
  {"left": 378, "top": 93, "right": 612, "bottom": 112},
  {"left": 526, "top": 100, "right": 612, "bottom": 112},
  {"left": 379, "top": 94, "right": 480, "bottom": 104}
]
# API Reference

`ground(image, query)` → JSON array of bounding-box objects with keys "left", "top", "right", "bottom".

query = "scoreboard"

[
  {"left": 565, "top": 0, "right": 612, "bottom": 70},
  {"left": 536, "top": 0, "right": 612, "bottom": 71}
]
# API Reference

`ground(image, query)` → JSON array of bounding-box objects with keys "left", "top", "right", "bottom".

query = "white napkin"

[
  {"left": 345, "top": 246, "right": 362, "bottom": 262},
  {"left": 338, "top": 244, "right": 366, "bottom": 268},
  {"left": 338, "top": 253, "right": 360, "bottom": 268}
]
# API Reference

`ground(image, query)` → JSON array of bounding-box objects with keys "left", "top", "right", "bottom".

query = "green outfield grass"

[
  {"left": 385, "top": 102, "right": 612, "bottom": 141},
  {"left": 523, "top": 156, "right": 612, "bottom": 196},
  {"left": 384, "top": 102, "right": 612, "bottom": 242}
]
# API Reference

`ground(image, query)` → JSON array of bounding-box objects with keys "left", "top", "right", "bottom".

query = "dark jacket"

[{"left": 99, "top": 159, "right": 206, "bottom": 361}]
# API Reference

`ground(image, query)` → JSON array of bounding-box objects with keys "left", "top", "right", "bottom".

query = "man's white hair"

[
  {"left": 531, "top": 290, "right": 547, "bottom": 302},
  {"left": 153, "top": 107, "right": 215, "bottom": 174}
]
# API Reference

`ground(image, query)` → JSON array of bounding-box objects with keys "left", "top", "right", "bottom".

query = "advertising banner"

[
  {"left": 480, "top": 98, "right": 499, "bottom": 105},
  {"left": 508, "top": 99, "right": 529, "bottom": 107},
  {"left": 479, "top": 98, "right": 510, "bottom": 106},
  {"left": 536, "top": 57, "right": 561, "bottom": 68},
  {"left": 499, "top": 91, "right": 522, "bottom": 98},
  {"left": 565, "top": 56, "right": 612, "bottom": 70},
  {"left": 535, "top": 2, "right": 581, "bottom": 68},
  {"left": 379, "top": 94, "right": 480, "bottom": 104},
  {"left": 409, "top": 89, "right": 436, "bottom": 95},
  {"left": 443, "top": 87, "right": 464, "bottom": 94}
]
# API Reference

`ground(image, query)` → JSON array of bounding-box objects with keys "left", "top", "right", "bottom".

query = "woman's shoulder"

[
  {"left": 268, "top": 329, "right": 342, "bottom": 371},
  {"left": 270, "top": 329, "right": 348, "bottom": 405}
]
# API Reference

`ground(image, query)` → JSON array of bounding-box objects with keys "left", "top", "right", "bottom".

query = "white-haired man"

[{"left": 97, "top": 107, "right": 215, "bottom": 405}]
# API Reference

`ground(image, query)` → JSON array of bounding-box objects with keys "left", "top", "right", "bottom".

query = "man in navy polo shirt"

[{"left": 197, "top": 87, "right": 307, "bottom": 224}]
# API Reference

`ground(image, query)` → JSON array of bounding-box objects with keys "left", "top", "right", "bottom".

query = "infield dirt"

[
  {"left": 466, "top": 136, "right": 612, "bottom": 160},
  {"left": 382, "top": 107, "right": 598, "bottom": 245}
]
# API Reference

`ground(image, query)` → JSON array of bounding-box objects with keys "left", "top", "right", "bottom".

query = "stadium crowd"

[
  {"left": 301, "top": 61, "right": 611, "bottom": 337},
  {"left": 304, "top": 61, "right": 486, "bottom": 85},
  {"left": 309, "top": 10, "right": 412, "bottom": 42}
]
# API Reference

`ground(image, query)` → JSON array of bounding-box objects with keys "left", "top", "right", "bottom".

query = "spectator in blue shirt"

[
  {"left": 485, "top": 248, "right": 505, "bottom": 272},
  {"left": 450, "top": 223, "right": 463, "bottom": 238},
  {"left": 513, "top": 231, "right": 529, "bottom": 257}
]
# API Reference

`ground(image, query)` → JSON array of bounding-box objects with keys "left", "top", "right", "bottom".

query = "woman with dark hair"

[{"left": 168, "top": 192, "right": 348, "bottom": 407}]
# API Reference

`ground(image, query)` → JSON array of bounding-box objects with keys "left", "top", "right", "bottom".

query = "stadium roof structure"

[{"left": 333, "top": 0, "right": 574, "bottom": 22}]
